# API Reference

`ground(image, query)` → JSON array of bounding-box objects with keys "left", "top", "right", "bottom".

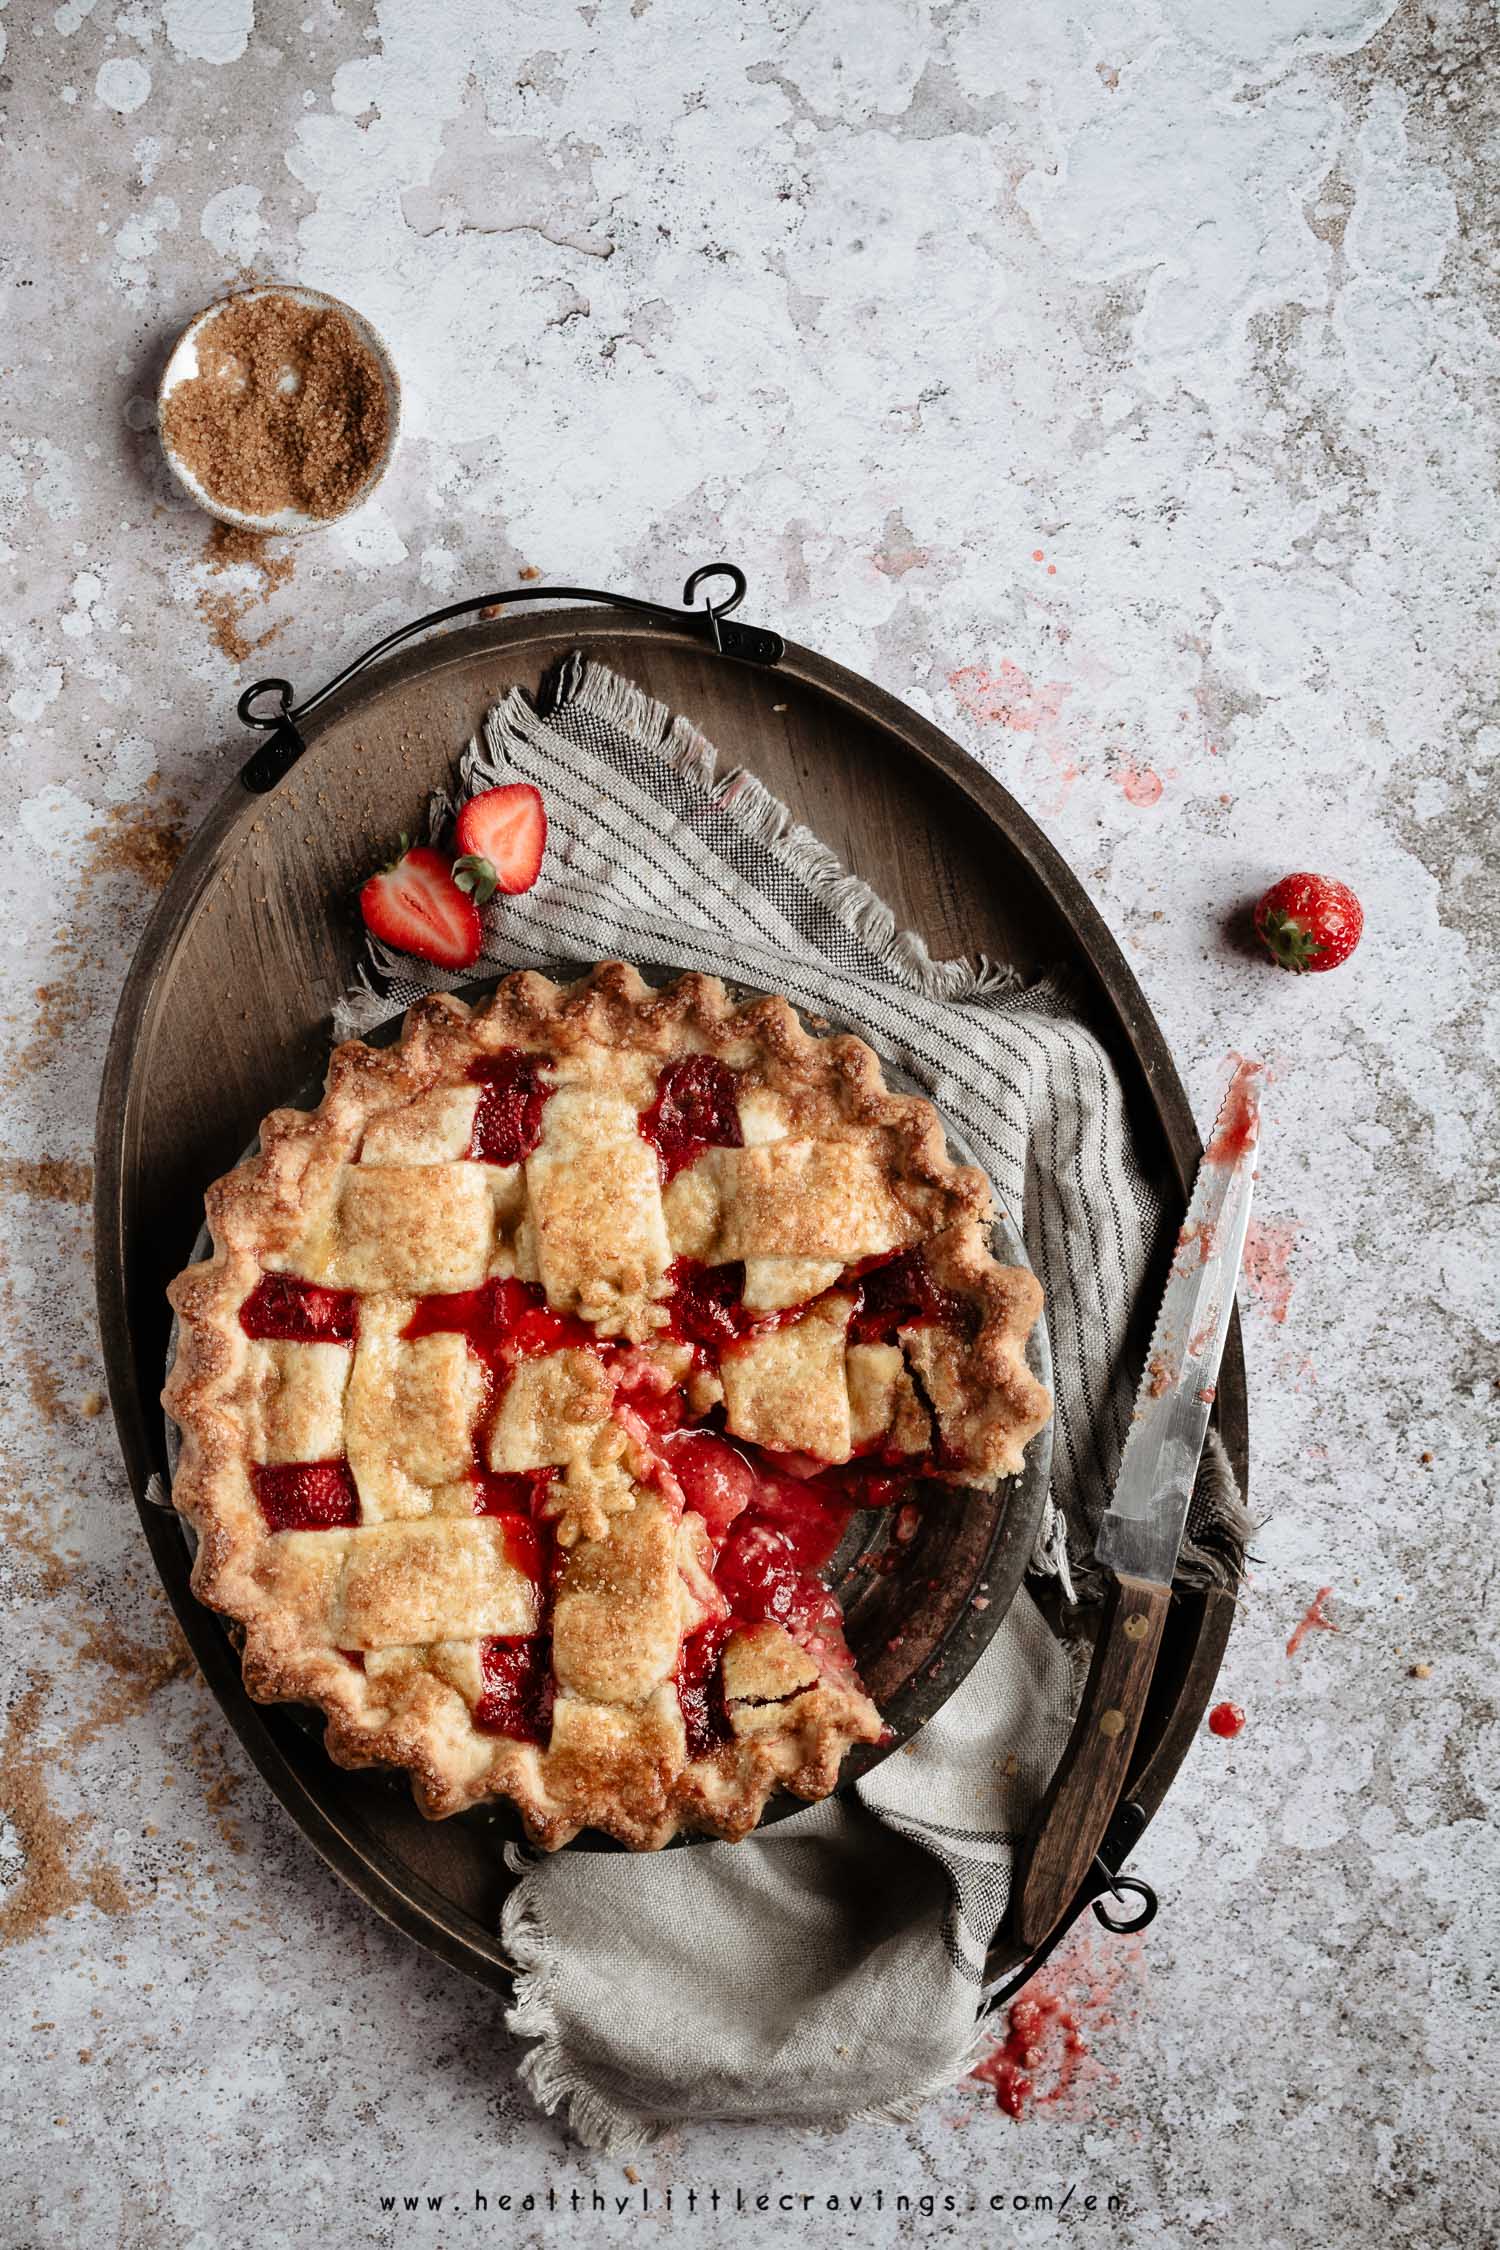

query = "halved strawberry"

[
  {"left": 454, "top": 783, "right": 547, "bottom": 902},
  {"left": 359, "top": 841, "right": 482, "bottom": 969}
]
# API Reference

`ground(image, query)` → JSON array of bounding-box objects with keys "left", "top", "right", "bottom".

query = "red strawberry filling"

[
  {"left": 661, "top": 1430, "right": 758, "bottom": 1544},
  {"left": 639, "top": 1055, "right": 744, "bottom": 1181},
  {"left": 471, "top": 1469, "right": 557, "bottom": 1527},
  {"left": 475, "top": 1635, "right": 555, "bottom": 1743},
  {"left": 467, "top": 1049, "right": 553, "bottom": 1164},
  {"left": 386, "top": 1237, "right": 981, "bottom": 1771},
  {"left": 677, "top": 1620, "right": 734, "bottom": 1758},
  {"left": 662, "top": 1258, "right": 760, "bottom": 1357},
  {"left": 846, "top": 1249, "right": 973, "bottom": 1346},
  {"left": 404, "top": 1276, "right": 594, "bottom": 1358},
  {"left": 251, "top": 1460, "right": 360, "bottom": 1532},
  {"left": 669, "top": 1440, "right": 863, "bottom": 1748},
  {"left": 240, "top": 1274, "right": 357, "bottom": 1343}
]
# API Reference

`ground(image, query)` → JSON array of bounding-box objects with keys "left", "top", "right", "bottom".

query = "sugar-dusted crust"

[{"left": 164, "top": 962, "right": 1051, "bottom": 1849}]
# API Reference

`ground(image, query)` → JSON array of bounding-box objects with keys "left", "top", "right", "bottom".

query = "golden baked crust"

[{"left": 164, "top": 962, "right": 1051, "bottom": 1849}]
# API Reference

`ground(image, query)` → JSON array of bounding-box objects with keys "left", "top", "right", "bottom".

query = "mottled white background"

[{"left": 1, "top": 0, "right": 1496, "bottom": 2243}]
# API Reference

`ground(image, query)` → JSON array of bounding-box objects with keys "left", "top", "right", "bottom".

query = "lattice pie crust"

[{"left": 164, "top": 964, "right": 1050, "bottom": 1849}]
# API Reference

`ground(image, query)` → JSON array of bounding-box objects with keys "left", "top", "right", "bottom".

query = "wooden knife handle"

[{"left": 1011, "top": 1571, "right": 1172, "bottom": 1951}]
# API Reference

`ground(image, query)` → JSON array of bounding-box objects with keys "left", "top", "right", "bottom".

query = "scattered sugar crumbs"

[
  {"left": 0, "top": 1683, "right": 132, "bottom": 1948},
  {"left": 83, "top": 793, "right": 189, "bottom": 892},
  {"left": 0, "top": 1156, "right": 92, "bottom": 1205},
  {"left": 197, "top": 521, "right": 296, "bottom": 665}
]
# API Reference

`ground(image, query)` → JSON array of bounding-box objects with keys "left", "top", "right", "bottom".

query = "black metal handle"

[
  {"left": 980, "top": 1797, "right": 1158, "bottom": 2017},
  {"left": 237, "top": 561, "right": 783, "bottom": 793}
]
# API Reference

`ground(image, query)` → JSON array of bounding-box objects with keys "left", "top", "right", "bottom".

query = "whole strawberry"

[{"left": 1254, "top": 872, "right": 1363, "bottom": 974}]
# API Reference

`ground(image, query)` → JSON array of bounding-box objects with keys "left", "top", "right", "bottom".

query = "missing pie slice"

[{"left": 164, "top": 963, "right": 1051, "bottom": 1849}]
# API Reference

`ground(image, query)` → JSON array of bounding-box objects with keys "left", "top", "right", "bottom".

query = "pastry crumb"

[{"left": 1408, "top": 1661, "right": 1432, "bottom": 1679}]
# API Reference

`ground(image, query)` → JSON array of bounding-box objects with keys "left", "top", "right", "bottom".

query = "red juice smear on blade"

[
  {"left": 1205, "top": 1058, "right": 1263, "bottom": 1165},
  {"left": 1286, "top": 1585, "right": 1338, "bottom": 1657}
]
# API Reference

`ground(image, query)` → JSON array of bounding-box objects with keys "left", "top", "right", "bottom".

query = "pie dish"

[{"left": 163, "top": 963, "right": 1052, "bottom": 1849}]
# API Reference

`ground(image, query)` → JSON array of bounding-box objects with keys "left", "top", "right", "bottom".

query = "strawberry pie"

[{"left": 164, "top": 964, "right": 1051, "bottom": 1849}]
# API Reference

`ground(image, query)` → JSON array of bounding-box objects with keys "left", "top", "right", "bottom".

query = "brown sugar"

[
  {"left": 83, "top": 797, "right": 189, "bottom": 890},
  {"left": 161, "top": 290, "right": 391, "bottom": 519},
  {"left": 196, "top": 522, "right": 295, "bottom": 665},
  {"left": 0, "top": 1682, "right": 134, "bottom": 1948}
]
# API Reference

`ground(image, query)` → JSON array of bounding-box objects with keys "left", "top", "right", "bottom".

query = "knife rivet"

[
  {"left": 1123, "top": 1613, "right": 1150, "bottom": 1642},
  {"left": 1099, "top": 1708, "right": 1126, "bottom": 1738}
]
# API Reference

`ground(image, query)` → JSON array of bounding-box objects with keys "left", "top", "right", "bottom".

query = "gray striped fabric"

[{"left": 334, "top": 655, "right": 1235, "bottom": 2148}]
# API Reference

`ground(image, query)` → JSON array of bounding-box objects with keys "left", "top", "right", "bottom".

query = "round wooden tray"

[{"left": 95, "top": 607, "right": 1244, "bottom": 1993}]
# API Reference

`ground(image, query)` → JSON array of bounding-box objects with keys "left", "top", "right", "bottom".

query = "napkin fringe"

[
  {"left": 501, "top": 1866, "right": 660, "bottom": 2155},
  {"left": 470, "top": 656, "right": 1022, "bottom": 1010},
  {"left": 500, "top": 1859, "right": 998, "bottom": 2151}
]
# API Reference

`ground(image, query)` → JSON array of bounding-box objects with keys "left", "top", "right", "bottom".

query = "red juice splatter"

[
  {"left": 971, "top": 1991, "right": 1090, "bottom": 2119},
  {"left": 1286, "top": 1585, "right": 1338, "bottom": 1658},
  {"left": 1208, "top": 1700, "right": 1246, "bottom": 1738},
  {"left": 1242, "top": 1219, "right": 1296, "bottom": 1325},
  {"left": 970, "top": 1929, "right": 1141, "bottom": 2122},
  {"left": 1117, "top": 762, "right": 1164, "bottom": 809},
  {"left": 949, "top": 661, "right": 1070, "bottom": 735}
]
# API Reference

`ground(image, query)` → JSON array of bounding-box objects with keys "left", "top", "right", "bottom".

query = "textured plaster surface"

[{"left": 0, "top": 1, "right": 1496, "bottom": 2244}]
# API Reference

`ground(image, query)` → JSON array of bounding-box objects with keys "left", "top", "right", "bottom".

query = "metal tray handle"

[{"left": 236, "top": 561, "right": 783, "bottom": 792}]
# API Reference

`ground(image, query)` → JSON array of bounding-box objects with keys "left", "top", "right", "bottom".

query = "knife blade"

[
  {"left": 1011, "top": 1059, "right": 1262, "bottom": 1950},
  {"left": 1093, "top": 1060, "right": 1261, "bottom": 1584}
]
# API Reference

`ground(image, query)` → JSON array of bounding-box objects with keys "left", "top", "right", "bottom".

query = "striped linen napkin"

[{"left": 335, "top": 654, "right": 1244, "bottom": 2148}]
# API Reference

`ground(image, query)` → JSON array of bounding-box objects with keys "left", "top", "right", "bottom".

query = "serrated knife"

[{"left": 1012, "top": 1060, "right": 1262, "bottom": 1950}]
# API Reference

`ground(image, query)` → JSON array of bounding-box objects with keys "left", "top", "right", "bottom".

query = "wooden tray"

[{"left": 94, "top": 609, "right": 1244, "bottom": 1992}]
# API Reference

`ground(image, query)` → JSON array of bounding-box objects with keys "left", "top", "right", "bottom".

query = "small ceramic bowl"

[{"left": 157, "top": 283, "right": 401, "bottom": 533}]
